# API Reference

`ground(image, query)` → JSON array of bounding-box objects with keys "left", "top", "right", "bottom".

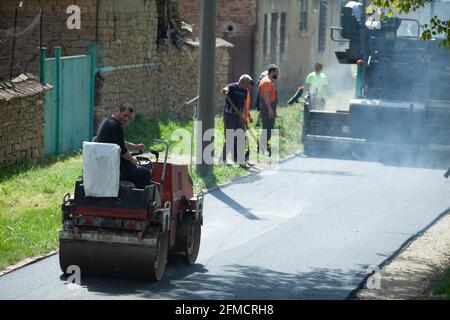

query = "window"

[
  {"left": 270, "top": 12, "right": 279, "bottom": 63},
  {"left": 263, "top": 14, "right": 268, "bottom": 58},
  {"left": 318, "top": 0, "right": 327, "bottom": 52},
  {"left": 299, "top": 0, "right": 308, "bottom": 32},
  {"left": 280, "top": 12, "right": 287, "bottom": 60},
  {"left": 264, "top": 11, "right": 286, "bottom": 64}
]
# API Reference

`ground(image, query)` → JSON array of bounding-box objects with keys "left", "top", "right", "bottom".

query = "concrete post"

[
  {"left": 55, "top": 47, "right": 62, "bottom": 155},
  {"left": 196, "top": 0, "right": 217, "bottom": 177}
]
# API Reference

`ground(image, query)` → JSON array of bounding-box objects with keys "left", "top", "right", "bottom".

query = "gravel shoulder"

[{"left": 356, "top": 210, "right": 450, "bottom": 300}]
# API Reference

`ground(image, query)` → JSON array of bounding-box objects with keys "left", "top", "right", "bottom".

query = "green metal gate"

[{"left": 40, "top": 46, "right": 95, "bottom": 155}]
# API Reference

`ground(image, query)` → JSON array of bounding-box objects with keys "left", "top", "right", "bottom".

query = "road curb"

[
  {"left": 348, "top": 207, "right": 450, "bottom": 300},
  {"left": 0, "top": 251, "right": 58, "bottom": 278}
]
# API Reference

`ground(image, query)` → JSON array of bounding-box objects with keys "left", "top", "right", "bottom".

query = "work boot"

[{"left": 239, "top": 163, "right": 250, "bottom": 170}]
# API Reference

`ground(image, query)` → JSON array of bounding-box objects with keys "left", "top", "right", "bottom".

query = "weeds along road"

[{"left": 0, "top": 156, "right": 449, "bottom": 300}]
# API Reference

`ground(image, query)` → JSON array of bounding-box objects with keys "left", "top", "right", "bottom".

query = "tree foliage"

[{"left": 370, "top": 0, "right": 450, "bottom": 48}]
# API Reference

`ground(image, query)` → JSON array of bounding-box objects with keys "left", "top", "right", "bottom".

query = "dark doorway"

[{"left": 224, "top": 29, "right": 256, "bottom": 84}]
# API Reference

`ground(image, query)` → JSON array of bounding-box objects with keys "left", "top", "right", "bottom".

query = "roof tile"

[{"left": 0, "top": 74, "right": 53, "bottom": 102}]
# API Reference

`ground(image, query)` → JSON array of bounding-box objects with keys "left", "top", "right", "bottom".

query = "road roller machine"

[{"left": 59, "top": 141, "right": 204, "bottom": 281}]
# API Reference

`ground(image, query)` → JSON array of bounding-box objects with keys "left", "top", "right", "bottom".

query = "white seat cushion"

[{"left": 83, "top": 142, "right": 121, "bottom": 197}]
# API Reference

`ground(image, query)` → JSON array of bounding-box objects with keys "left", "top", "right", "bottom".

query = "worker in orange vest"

[{"left": 244, "top": 79, "right": 255, "bottom": 164}]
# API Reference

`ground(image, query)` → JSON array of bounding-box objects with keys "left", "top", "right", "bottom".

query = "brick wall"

[
  {"left": 176, "top": 0, "right": 257, "bottom": 39},
  {"left": 0, "top": 0, "right": 231, "bottom": 126},
  {"left": 0, "top": 95, "right": 45, "bottom": 168}
]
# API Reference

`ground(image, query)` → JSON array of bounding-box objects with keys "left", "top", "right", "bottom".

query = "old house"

[
  {"left": 255, "top": 0, "right": 348, "bottom": 95},
  {"left": 0, "top": 0, "right": 232, "bottom": 126},
  {"left": 0, "top": 74, "right": 52, "bottom": 167},
  {"left": 178, "top": 0, "right": 352, "bottom": 98}
]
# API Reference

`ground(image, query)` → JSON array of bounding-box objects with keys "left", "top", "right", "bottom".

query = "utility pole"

[
  {"left": 9, "top": 1, "right": 20, "bottom": 80},
  {"left": 196, "top": 0, "right": 216, "bottom": 177}
]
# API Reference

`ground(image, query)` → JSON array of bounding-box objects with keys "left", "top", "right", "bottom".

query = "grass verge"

[
  {"left": 428, "top": 267, "right": 450, "bottom": 300},
  {"left": 0, "top": 154, "right": 82, "bottom": 269}
]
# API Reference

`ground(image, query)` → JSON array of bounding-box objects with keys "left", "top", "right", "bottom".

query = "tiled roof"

[{"left": 0, "top": 73, "right": 53, "bottom": 102}]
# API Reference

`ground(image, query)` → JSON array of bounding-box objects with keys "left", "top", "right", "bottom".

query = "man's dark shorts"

[
  {"left": 259, "top": 100, "right": 276, "bottom": 141},
  {"left": 222, "top": 112, "right": 245, "bottom": 163}
]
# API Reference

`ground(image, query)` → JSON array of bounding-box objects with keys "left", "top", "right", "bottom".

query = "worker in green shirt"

[{"left": 305, "top": 62, "right": 329, "bottom": 110}]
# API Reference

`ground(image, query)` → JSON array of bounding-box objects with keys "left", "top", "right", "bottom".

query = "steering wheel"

[
  {"left": 130, "top": 150, "right": 158, "bottom": 172},
  {"left": 136, "top": 156, "right": 152, "bottom": 167}
]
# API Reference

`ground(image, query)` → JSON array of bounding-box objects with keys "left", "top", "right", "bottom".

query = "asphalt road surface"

[{"left": 0, "top": 156, "right": 449, "bottom": 300}]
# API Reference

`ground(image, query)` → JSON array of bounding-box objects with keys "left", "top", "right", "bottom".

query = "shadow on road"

[
  {"left": 65, "top": 260, "right": 365, "bottom": 299},
  {"left": 209, "top": 189, "right": 261, "bottom": 221}
]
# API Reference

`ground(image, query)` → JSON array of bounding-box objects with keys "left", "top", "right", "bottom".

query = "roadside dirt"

[{"left": 357, "top": 210, "right": 450, "bottom": 300}]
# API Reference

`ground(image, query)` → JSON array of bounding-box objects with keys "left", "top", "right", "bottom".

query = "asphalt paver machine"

[{"left": 302, "top": 1, "right": 450, "bottom": 167}]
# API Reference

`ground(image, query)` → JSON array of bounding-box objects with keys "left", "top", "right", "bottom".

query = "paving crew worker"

[
  {"left": 305, "top": 62, "right": 329, "bottom": 110},
  {"left": 254, "top": 65, "right": 277, "bottom": 111},
  {"left": 220, "top": 74, "right": 253, "bottom": 165},
  {"left": 258, "top": 64, "right": 279, "bottom": 156},
  {"left": 96, "top": 103, "right": 151, "bottom": 189},
  {"left": 244, "top": 79, "right": 255, "bottom": 164}
]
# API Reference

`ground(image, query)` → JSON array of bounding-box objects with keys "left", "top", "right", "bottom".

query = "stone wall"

[
  {"left": 95, "top": 45, "right": 230, "bottom": 125},
  {"left": 93, "top": 0, "right": 231, "bottom": 124},
  {"left": 0, "top": 95, "right": 45, "bottom": 168},
  {"left": 0, "top": 0, "right": 231, "bottom": 127},
  {"left": 0, "top": 0, "right": 97, "bottom": 79}
]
